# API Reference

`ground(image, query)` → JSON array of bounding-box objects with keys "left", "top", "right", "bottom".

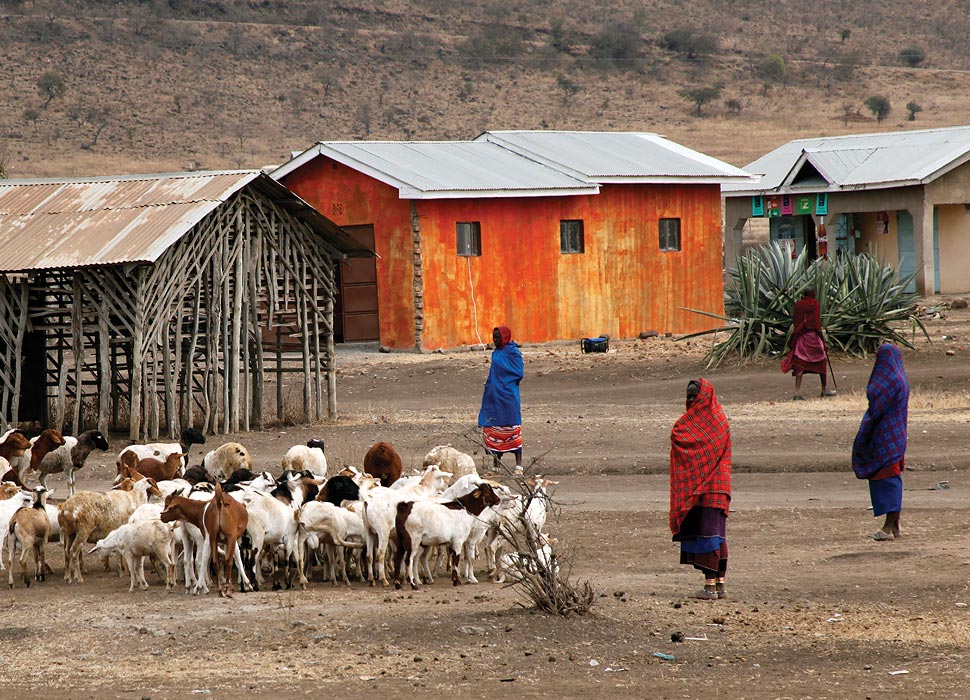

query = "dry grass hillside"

[{"left": 3, "top": 0, "right": 970, "bottom": 177}]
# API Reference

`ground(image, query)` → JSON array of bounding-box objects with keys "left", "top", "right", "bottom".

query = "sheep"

[
  {"left": 117, "top": 427, "right": 206, "bottom": 470},
  {"left": 7, "top": 486, "right": 50, "bottom": 588},
  {"left": 282, "top": 439, "right": 328, "bottom": 480},
  {"left": 58, "top": 477, "right": 163, "bottom": 584},
  {"left": 0, "top": 488, "right": 34, "bottom": 571},
  {"left": 423, "top": 445, "right": 478, "bottom": 486},
  {"left": 202, "top": 442, "right": 253, "bottom": 480},
  {"left": 363, "top": 441, "right": 403, "bottom": 488},
  {"left": 393, "top": 483, "right": 501, "bottom": 590},
  {"left": 89, "top": 519, "right": 178, "bottom": 592},
  {"left": 27, "top": 429, "right": 110, "bottom": 497}
]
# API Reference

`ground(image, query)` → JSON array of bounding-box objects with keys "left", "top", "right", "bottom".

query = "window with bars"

[
  {"left": 560, "top": 220, "right": 585, "bottom": 254},
  {"left": 659, "top": 218, "right": 681, "bottom": 251},
  {"left": 456, "top": 222, "right": 482, "bottom": 256}
]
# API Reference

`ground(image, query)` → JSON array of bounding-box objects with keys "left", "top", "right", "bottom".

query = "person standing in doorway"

[
  {"left": 783, "top": 288, "right": 837, "bottom": 400},
  {"left": 669, "top": 378, "right": 732, "bottom": 600},
  {"left": 478, "top": 326, "right": 524, "bottom": 469},
  {"left": 852, "top": 344, "right": 909, "bottom": 541}
]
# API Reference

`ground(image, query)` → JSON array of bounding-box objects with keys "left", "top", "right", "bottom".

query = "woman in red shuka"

[
  {"left": 669, "top": 379, "right": 732, "bottom": 601},
  {"left": 783, "top": 288, "right": 837, "bottom": 401}
]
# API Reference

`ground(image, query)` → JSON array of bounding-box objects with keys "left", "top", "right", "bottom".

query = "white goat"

[
  {"left": 89, "top": 519, "right": 178, "bottom": 592},
  {"left": 361, "top": 464, "right": 452, "bottom": 587},
  {"left": 296, "top": 500, "right": 367, "bottom": 588}
]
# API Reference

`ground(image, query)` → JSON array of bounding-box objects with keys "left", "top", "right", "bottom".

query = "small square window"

[
  {"left": 560, "top": 220, "right": 585, "bottom": 254},
  {"left": 456, "top": 222, "right": 481, "bottom": 256},
  {"left": 659, "top": 218, "right": 681, "bottom": 251}
]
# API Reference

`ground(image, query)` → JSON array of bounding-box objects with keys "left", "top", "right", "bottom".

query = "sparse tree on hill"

[
  {"left": 757, "top": 54, "right": 787, "bottom": 83},
  {"left": 37, "top": 71, "right": 66, "bottom": 109},
  {"left": 678, "top": 84, "right": 723, "bottom": 117},
  {"left": 589, "top": 21, "right": 642, "bottom": 66},
  {"left": 0, "top": 147, "right": 8, "bottom": 179},
  {"left": 840, "top": 28, "right": 851, "bottom": 43},
  {"left": 556, "top": 75, "right": 580, "bottom": 105},
  {"left": 906, "top": 101, "right": 923, "bottom": 121},
  {"left": 23, "top": 108, "right": 40, "bottom": 130},
  {"left": 865, "top": 95, "right": 891, "bottom": 122},
  {"left": 899, "top": 45, "right": 926, "bottom": 68},
  {"left": 841, "top": 102, "right": 855, "bottom": 126},
  {"left": 659, "top": 28, "right": 719, "bottom": 60},
  {"left": 356, "top": 99, "right": 374, "bottom": 137},
  {"left": 82, "top": 106, "right": 111, "bottom": 149},
  {"left": 725, "top": 97, "right": 742, "bottom": 114}
]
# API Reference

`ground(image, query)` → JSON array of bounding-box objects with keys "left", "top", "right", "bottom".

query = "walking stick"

[{"left": 826, "top": 350, "right": 838, "bottom": 390}]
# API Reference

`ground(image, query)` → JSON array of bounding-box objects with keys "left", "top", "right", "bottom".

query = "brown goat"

[
  {"left": 133, "top": 452, "right": 185, "bottom": 482},
  {"left": 363, "top": 442, "right": 403, "bottom": 488},
  {"left": 0, "top": 432, "right": 30, "bottom": 475},
  {"left": 7, "top": 487, "right": 51, "bottom": 588},
  {"left": 161, "top": 483, "right": 248, "bottom": 597},
  {"left": 28, "top": 429, "right": 66, "bottom": 475}
]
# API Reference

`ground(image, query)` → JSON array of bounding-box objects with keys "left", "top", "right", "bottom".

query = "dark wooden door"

[{"left": 337, "top": 225, "right": 379, "bottom": 342}]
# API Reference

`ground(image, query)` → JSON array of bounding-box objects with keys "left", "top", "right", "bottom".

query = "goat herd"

[{"left": 0, "top": 427, "right": 557, "bottom": 598}]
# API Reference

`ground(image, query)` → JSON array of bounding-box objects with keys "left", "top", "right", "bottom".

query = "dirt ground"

[{"left": 3, "top": 305, "right": 970, "bottom": 699}]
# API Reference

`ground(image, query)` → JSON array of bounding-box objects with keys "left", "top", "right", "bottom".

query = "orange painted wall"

[
  {"left": 280, "top": 157, "right": 417, "bottom": 348},
  {"left": 416, "top": 184, "right": 725, "bottom": 348},
  {"left": 282, "top": 158, "right": 725, "bottom": 349}
]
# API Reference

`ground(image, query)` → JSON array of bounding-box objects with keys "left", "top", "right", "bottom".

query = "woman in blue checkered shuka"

[{"left": 852, "top": 344, "right": 909, "bottom": 541}]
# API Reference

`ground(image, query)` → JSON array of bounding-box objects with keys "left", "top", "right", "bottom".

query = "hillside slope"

[{"left": 2, "top": 0, "right": 969, "bottom": 177}]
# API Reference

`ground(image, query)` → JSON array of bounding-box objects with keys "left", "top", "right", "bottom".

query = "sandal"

[
  {"left": 694, "top": 589, "right": 718, "bottom": 600},
  {"left": 872, "top": 530, "right": 894, "bottom": 541},
  {"left": 821, "top": 389, "right": 837, "bottom": 397},
  {"left": 792, "top": 394, "right": 806, "bottom": 401},
  {"left": 716, "top": 585, "right": 728, "bottom": 600}
]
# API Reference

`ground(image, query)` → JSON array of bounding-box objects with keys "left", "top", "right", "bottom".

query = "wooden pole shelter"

[{"left": 0, "top": 179, "right": 350, "bottom": 439}]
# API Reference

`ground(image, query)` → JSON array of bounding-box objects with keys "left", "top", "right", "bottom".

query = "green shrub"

[{"left": 681, "top": 243, "right": 927, "bottom": 367}]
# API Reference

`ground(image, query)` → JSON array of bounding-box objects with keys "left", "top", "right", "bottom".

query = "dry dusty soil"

[{"left": 3, "top": 306, "right": 970, "bottom": 699}]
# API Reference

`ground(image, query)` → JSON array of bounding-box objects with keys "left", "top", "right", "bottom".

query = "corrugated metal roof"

[
  {"left": 724, "top": 125, "right": 970, "bottom": 195},
  {"left": 0, "top": 170, "right": 371, "bottom": 273},
  {"left": 479, "top": 130, "right": 753, "bottom": 183},
  {"left": 273, "top": 140, "right": 598, "bottom": 199}
]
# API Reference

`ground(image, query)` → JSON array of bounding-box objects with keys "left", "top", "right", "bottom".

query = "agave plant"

[{"left": 681, "top": 243, "right": 928, "bottom": 368}]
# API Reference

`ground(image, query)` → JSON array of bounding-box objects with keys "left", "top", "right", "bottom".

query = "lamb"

[
  {"left": 58, "top": 477, "right": 163, "bottom": 584},
  {"left": 6, "top": 487, "right": 48, "bottom": 587},
  {"left": 423, "top": 445, "right": 478, "bottom": 485},
  {"left": 282, "top": 439, "right": 328, "bottom": 479},
  {"left": 89, "top": 519, "right": 178, "bottom": 592},
  {"left": 363, "top": 441, "right": 403, "bottom": 488},
  {"left": 202, "top": 442, "right": 253, "bottom": 479},
  {"left": 117, "top": 427, "right": 206, "bottom": 470},
  {"left": 28, "top": 429, "right": 110, "bottom": 497}
]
